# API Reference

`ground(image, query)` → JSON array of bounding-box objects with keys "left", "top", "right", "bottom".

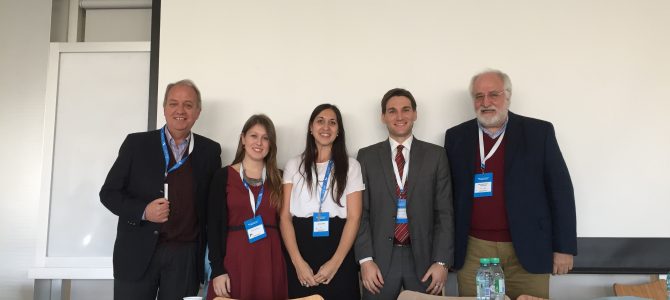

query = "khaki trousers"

[{"left": 457, "top": 236, "right": 549, "bottom": 300}]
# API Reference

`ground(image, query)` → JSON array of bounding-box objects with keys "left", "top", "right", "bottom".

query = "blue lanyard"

[
  {"left": 318, "top": 160, "right": 334, "bottom": 214},
  {"left": 240, "top": 163, "right": 266, "bottom": 217},
  {"left": 242, "top": 179, "right": 264, "bottom": 217},
  {"left": 478, "top": 128, "right": 505, "bottom": 172},
  {"left": 160, "top": 126, "right": 191, "bottom": 177}
]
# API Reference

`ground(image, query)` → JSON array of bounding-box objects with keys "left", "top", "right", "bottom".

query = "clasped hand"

[{"left": 145, "top": 198, "right": 169, "bottom": 223}]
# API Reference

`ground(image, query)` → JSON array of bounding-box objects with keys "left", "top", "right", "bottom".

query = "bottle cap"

[
  {"left": 480, "top": 258, "right": 491, "bottom": 264},
  {"left": 490, "top": 257, "right": 500, "bottom": 263}
]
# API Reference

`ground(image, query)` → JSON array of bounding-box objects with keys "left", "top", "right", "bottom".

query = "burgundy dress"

[{"left": 207, "top": 166, "right": 287, "bottom": 300}]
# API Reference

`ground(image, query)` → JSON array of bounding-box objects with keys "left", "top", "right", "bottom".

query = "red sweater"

[{"left": 469, "top": 133, "right": 511, "bottom": 242}]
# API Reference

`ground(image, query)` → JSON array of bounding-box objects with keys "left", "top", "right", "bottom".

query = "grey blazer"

[{"left": 355, "top": 137, "right": 454, "bottom": 278}]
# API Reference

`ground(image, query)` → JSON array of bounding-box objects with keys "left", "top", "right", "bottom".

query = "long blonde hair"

[{"left": 231, "top": 114, "right": 282, "bottom": 209}]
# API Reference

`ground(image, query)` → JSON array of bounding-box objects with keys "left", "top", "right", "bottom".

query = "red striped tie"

[{"left": 394, "top": 145, "right": 410, "bottom": 244}]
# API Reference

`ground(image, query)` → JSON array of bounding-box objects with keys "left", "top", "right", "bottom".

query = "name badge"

[
  {"left": 473, "top": 172, "right": 493, "bottom": 198},
  {"left": 396, "top": 199, "right": 408, "bottom": 224},
  {"left": 244, "top": 216, "right": 267, "bottom": 243},
  {"left": 312, "top": 212, "right": 330, "bottom": 237}
]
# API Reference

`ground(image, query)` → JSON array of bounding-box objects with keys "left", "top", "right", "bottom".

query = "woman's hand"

[
  {"left": 314, "top": 258, "right": 341, "bottom": 284},
  {"left": 212, "top": 274, "right": 231, "bottom": 297},
  {"left": 295, "top": 259, "right": 319, "bottom": 287}
]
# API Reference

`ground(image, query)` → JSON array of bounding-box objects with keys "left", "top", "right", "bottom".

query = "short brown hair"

[{"left": 381, "top": 88, "right": 417, "bottom": 114}]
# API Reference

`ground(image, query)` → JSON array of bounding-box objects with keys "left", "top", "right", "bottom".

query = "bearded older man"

[{"left": 443, "top": 69, "right": 577, "bottom": 299}]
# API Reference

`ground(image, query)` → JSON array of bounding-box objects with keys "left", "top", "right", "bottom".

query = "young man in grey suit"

[{"left": 355, "top": 88, "right": 455, "bottom": 300}]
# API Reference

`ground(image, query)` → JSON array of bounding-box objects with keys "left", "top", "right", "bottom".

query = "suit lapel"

[
  {"left": 153, "top": 129, "right": 167, "bottom": 176},
  {"left": 189, "top": 134, "right": 204, "bottom": 218},
  {"left": 406, "top": 138, "right": 423, "bottom": 199},
  {"left": 190, "top": 134, "right": 201, "bottom": 190},
  {"left": 465, "top": 121, "right": 478, "bottom": 176},
  {"left": 504, "top": 112, "right": 521, "bottom": 175},
  {"left": 376, "top": 140, "right": 399, "bottom": 203}
]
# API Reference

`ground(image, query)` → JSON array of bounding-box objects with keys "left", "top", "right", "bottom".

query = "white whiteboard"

[
  {"left": 36, "top": 42, "right": 149, "bottom": 267},
  {"left": 158, "top": 1, "right": 670, "bottom": 238}
]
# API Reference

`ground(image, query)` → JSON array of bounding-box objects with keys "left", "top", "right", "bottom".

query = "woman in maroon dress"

[{"left": 207, "top": 114, "right": 287, "bottom": 300}]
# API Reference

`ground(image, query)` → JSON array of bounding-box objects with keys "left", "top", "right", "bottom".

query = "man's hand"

[
  {"left": 144, "top": 198, "right": 170, "bottom": 223},
  {"left": 360, "top": 260, "right": 384, "bottom": 294},
  {"left": 421, "top": 262, "right": 448, "bottom": 295},
  {"left": 553, "top": 252, "right": 573, "bottom": 275}
]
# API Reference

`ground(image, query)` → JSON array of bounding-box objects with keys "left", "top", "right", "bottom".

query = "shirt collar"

[
  {"left": 164, "top": 127, "right": 191, "bottom": 147},
  {"left": 389, "top": 135, "right": 413, "bottom": 152},
  {"left": 477, "top": 117, "right": 509, "bottom": 139}
]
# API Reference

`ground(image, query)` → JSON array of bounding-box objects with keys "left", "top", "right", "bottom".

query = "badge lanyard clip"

[
  {"left": 161, "top": 125, "right": 194, "bottom": 199},
  {"left": 478, "top": 128, "right": 505, "bottom": 172},
  {"left": 240, "top": 163, "right": 266, "bottom": 216},
  {"left": 240, "top": 163, "right": 267, "bottom": 243},
  {"left": 317, "top": 160, "right": 334, "bottom": 215},
  {"left": 313, "top": 160, "right": 333, "bottom": 237}
]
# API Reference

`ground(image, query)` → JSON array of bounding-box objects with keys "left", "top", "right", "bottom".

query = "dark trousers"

[
  {"left": 363, "top": 245, "right": 429, "bottom": 300},
  {"left": 114, "top": 242, "right": 199, "bottom": 300}
]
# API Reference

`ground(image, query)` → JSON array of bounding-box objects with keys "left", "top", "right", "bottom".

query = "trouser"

[
  {"left": 457, "top": 236, "right": 549, "bottom": 300},
  {"left": 363, "top": 245, "right": 430, "bottom": 300},
  {"left": 114, "top": 242, "right": 200, "bottom": 300}
]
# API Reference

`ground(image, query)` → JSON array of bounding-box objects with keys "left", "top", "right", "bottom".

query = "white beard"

[{"left": 476, "top": 109, "right": 508, "bottom": 129}]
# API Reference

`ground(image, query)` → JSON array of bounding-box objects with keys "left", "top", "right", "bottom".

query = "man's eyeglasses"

[{"left": 474, "top": 90, "right": 507, "bottom": 102}]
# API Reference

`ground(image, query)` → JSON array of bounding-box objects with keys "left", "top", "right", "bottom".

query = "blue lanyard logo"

[
  {"left": 160, "top": 126, "right": 191, "bottom": 177},
  {"left": 242, "top": 179, "right": 264, "bottom": 217},
  {"left": 318, "top": 160, "right": 334, "bottom": 214}
]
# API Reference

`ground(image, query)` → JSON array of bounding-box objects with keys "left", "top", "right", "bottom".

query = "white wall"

[
  {"left": 3, "top": 1, "right": 666, "bottom": 299},
  {"left": 157, "top": 1, "right": 670, "bottom": 299},
  {"left": 0, "top": 0, "right": 52, "bottom": 299},
  {"left": 158, "top": 0, "right": 670, "bottom": 238},
  {"left": 49, "top": 0, "right": 69, "bottom": 42},
  {"left": 85, "top": 8, "right": 151, "bottom": 42},
  {"left": 0, "top": 2, "right": 148, "bottom": 299}
]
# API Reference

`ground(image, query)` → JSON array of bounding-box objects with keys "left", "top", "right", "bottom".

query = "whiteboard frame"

[{"left": 33, "top": 42, "right": 150, "bottom": 275}]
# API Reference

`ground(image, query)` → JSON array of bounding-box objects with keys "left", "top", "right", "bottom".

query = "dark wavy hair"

[
  {"left": 300, "top": 104, "right": 349, "bottom": 206},
  {"left": 232, "top": 114, "right": 282, "bottom": 209}
]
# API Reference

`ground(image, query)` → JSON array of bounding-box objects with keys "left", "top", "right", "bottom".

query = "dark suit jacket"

[
  {"left": 444, "top": 112, "right": 577, "bottom": 274},
  {"left": 355, "top": 138, "right": 454, "bottom": 278},
  {"left": 100, "top": 129, "right": 221, "bottom": 281}
]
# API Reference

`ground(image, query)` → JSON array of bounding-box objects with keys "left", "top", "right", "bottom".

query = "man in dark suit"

[
  {"left": 356, "top": 88, "right": 454, "bottom": 300},
  {"left": 100, "top": 80, "right": 221, "bottom": 300},
  {"left": 444, "top": 70, "right": 577, "bottom": 299}
]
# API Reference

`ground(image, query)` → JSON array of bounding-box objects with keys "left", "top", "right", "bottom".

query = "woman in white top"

[{"left": 280, "top": 103, "right": 364, "bottom": 300}]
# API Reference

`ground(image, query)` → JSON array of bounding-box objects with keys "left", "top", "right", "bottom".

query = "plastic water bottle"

[
  {"left": 666, "top": 270, "right": 669, "bottom": 300},
  {"left": 490, "top": 258, "right": 506, "bottom": 300},
  {"left": 476, "top": 258, "right": 492, "bottom": 300}
]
